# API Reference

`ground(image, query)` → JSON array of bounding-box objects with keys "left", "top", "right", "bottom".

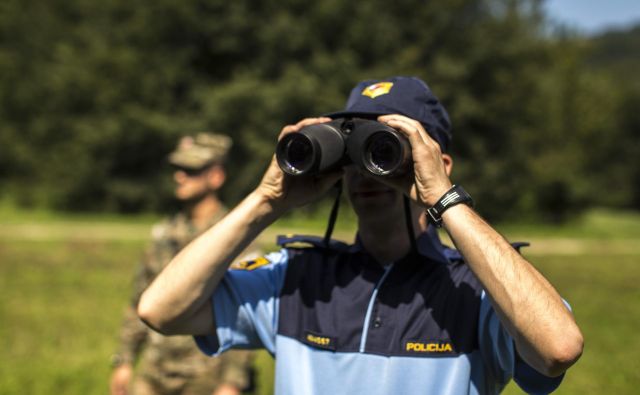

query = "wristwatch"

[{"left": 426, "top": 185, "right": 474, "bottom": 227}]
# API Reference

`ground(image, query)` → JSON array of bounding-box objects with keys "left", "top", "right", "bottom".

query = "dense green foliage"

[{"left": 0, "top": 0, "right": 638, "bottom": 221}]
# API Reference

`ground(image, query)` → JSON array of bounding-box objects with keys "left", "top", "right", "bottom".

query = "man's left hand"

[
  {"left": 376, "top": 114, "right": 452, "bottom": 208},
  {"left": 212, "top": 383, "right": 241, "bottom": 395}
]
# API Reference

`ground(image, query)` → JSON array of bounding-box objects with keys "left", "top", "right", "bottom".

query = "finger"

[
  {"left": 378, "top": 114, "right": 422, "bottom": 138},
  {"left": 295, "top": 117, "right": 332, "bottom": 129},
  {"left": 379, "top": 114, "right": 441, "bottom": 152},
  {"left": 278, "top": 117, "right": 332, "bottom": 140},
  {"left": 278, "top": 124, "right": 298, "bottom": 139},
  {"left": 378, "top": 115, "right": 428, "bottom": 149}
]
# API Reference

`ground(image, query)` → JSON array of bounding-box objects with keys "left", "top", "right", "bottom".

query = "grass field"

[{"left": 1, "top": 208, "right": 639, "bottom": 394}]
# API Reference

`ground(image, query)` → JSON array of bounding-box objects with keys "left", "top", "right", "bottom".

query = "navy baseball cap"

[{"left": 326, "top": 76, "right": 452, "bottom": 152}]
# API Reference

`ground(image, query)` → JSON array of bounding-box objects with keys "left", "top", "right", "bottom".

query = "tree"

[{"left": 2, "top": 0, "right": 634, "bottom": 222}]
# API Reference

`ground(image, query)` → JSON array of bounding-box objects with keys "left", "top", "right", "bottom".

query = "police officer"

[
  {"left": 137, "top": 77, "right": 584, "bottom": 395},
  {"left": 110, "top": 133, "right": 254, "bottom": 395}
]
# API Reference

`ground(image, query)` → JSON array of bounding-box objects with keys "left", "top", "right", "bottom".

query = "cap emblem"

[{"left": 361, "top": 82, "right": 394, "bottom": 99}]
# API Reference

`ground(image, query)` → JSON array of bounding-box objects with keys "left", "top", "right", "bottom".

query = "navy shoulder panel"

[
  {"left": 442, "top": 246, "right": 463, "bottom": 262},
  {"left": 510, "top": 241, "right": 530, "bottom": 253},
  {"left": 276, "top": 234, "right": 350, "bottom": 251}
]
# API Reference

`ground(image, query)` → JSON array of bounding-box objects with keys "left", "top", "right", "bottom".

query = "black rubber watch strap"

[{"left": 426, "top": 185, "right": 474, "bottom": 227}]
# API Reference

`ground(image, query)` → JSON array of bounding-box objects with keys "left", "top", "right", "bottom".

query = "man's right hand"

[
  {"left": 109, "top": 364, "right": 133, "bottom": 395},
  {"left": 255, "top": 117, "right": 344, "bottom": 213}
]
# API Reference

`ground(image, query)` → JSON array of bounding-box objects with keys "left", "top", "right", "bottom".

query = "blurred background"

[{"left": 0, "top": 0, "right": 638, "bottom": 394}]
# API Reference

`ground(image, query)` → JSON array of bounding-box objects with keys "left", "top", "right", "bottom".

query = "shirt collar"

[
  {"left": 417, "top": 226, "right": 451, "bottom": 265},
  {"left": 350, "top": 226, "right": 451, "bottom": 265}
]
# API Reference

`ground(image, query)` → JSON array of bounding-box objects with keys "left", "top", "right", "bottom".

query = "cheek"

[{"left": 176, "top": 178, "right": 206, "bottom": 192}]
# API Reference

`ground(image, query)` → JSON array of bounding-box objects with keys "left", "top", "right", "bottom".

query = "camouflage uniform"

[{"left": 113, "top": 133, "right": 254, "bottom": 395}]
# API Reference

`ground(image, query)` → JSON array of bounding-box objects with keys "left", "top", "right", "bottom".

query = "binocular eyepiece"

[{"left": 276, "top": 118, "right": 411, "bottom": 177}]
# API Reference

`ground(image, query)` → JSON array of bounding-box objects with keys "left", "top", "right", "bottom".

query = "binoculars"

[{"left": 276, "top": 118, "right": 411, "bottom": 177}]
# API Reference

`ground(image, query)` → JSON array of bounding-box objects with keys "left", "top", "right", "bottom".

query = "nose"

[
  {"left": 174, "top": 170, "right": 187, "bottom": 183},
  {"left": 345, "top": 165, "right": 385, "bottom": 191}
]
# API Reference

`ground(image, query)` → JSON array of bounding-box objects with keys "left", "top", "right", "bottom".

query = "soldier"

[{"left": 110, "top": 133, "right": 255, "bottom": 395}]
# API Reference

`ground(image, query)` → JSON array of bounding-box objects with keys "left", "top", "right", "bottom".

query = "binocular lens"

[
  {"left": 275, "top": 119, "right": 410, "bottom": 177},
  {"left": 283, "top": 136, "right": 313, "bottom": 174},
  {"left": 364, "top": 132, "right": 406, "bottom": 176},
  {"left": 276, "top": 122, "right": 345, "bottom": 176}
]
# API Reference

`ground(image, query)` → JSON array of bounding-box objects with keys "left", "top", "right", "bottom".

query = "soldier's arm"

[
  {"left": 113, "top": 306, "right": 148, "bottom": 366},
  {"left": 110, "top": 248, "right": 158, "bottom": 395},
  {"left": 113, "top": 250, "right": 157, "bottom": 366}
]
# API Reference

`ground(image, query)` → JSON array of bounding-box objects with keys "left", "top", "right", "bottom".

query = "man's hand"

[
  {"left": 377, "top": 117, "right": 583, "bottom": 376},
  {"left": 255, "top": 117, "right": 344, "bottom": 213},
  {"left": 212, "top": 383, "right": 242, "bottom": 395},
  {"left": 109, "top": 364, "right": 133, "bottom": 395},
  {"left": 376, "top": 114, "right": 452, "bottom": 208}
]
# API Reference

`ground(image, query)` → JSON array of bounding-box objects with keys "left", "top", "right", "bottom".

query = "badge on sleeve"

[{"left": 233, "top": 256, "right": 271, "bottom": 271}]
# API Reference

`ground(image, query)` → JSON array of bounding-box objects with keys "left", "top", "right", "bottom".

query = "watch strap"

[{"left": 426, "top": 185, "right": 474, "bottom": 227}]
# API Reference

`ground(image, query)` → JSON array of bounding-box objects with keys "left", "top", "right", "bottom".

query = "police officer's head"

[
  {"left": 331, "top": 77, "right": 453, "bottom": 219},
  {"left": 168, "top": 132, "right": 232, "bottom": 202},
  {"left": 328, "top": 76, "right": 451, "bottom": 153}
]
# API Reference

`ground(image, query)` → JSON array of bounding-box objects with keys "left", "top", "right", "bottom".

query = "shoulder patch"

[{"left": 233, "top": 256, "right": 271, "bottom": 271}]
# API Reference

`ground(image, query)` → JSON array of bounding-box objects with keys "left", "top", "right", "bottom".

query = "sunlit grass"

[
  {"left": 1, "top": 208, "right": 639, "bottom": 394},
  {"left": 503, "top": 253, "right": 640, "bottom": 394},
  {"left": 497, "top": 208, "right": 640, "bottom": 239}
]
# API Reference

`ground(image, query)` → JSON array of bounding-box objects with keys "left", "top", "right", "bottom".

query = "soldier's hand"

[
  {"left": 376, "top": 114, "right": 452, "bottom": 208},
  {"left": 255, "top": 117, "right": 344, "bottom": 213},
  {"left": 212, "top": 383, "right": 242, "bottom": 395},
  {"left": 110, "top": 364, "right": 133, "bottom": 395}
]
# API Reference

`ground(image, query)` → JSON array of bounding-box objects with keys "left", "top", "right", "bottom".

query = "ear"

[
  {"left": 442, "top": 154, "right": 453, "bottom": 177},
  {"left": 205, "top": 165, "right": 226, "bottom": 191}
]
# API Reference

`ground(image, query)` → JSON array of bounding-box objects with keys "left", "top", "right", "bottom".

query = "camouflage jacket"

[{"left": 115, "top": 209, "right": 254, "bottom": 393}]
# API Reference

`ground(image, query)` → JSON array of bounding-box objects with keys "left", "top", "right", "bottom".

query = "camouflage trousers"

[
  {"left": 131, "top": 342, "right": 254, "bottom": 395},
  {"left": 132, "top": 373, "right": 222, "bottom": 395}
]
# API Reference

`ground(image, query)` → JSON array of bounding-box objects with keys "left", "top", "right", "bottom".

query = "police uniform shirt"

[{"left": 195, "top": 228, "right": 565, "bottom": 395}]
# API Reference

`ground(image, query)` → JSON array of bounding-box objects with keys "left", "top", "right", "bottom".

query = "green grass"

[
  {"left": 0, "top": 240, "right": 142, "bottom": 394},
  {"left": 502, "top": 253, "right": 640, "bottom": 394},
  {"left": 0, "top": 197, "right": 161, "bottom": 225},
  {"left": 497, "top": 208, "right": 640, "bottom": 239},
  {"left": 1, "top": 208, "right": 639, "bottom": 394}
]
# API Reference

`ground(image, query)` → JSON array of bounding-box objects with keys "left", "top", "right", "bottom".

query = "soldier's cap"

[
  {"left": 168, "top": 132, "right": 232, "bottom": 170},
  {"left": 325, "top": 76, "right": 452, "bottom": 152}
]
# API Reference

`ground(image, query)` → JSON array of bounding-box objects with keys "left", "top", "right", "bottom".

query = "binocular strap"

[
  {"left": 403, "top": 195, "right": 418, "bottom": 255},
  {"left": 323, "top": 182, "right": 343, "bottom": 248},
  {"left": 322, "top": 184, "right": 418, "bottom": 257}
]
